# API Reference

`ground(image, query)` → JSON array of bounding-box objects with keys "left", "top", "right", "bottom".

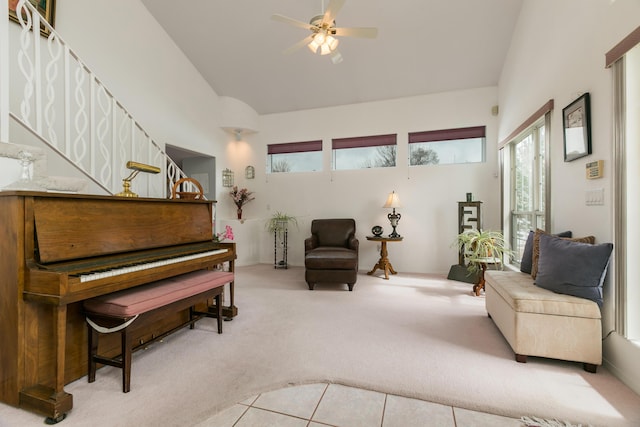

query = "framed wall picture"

[
  {"left": 9, "top": 0, "right": 56, "bottom": 37},
  {"left": 562, "top": 93, "right": 591, "bottom": 162}
]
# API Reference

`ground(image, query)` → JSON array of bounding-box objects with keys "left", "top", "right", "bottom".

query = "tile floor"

[{"left": 197, "top": 382, "right": 524, "bottom": 427}]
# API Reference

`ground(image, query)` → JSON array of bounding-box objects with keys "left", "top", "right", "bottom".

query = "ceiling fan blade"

[
  {"left": 271, "top": 14, "right": 314, "bottom": 31},
  {"left": 334, "top": 27, "right": 378, "bottom": 38},
  {"left": 322, "top": 0, "right": 345, "bottom": 25},
  {"left": 283, "top": 34, "right": 315, "bottom": 55}
]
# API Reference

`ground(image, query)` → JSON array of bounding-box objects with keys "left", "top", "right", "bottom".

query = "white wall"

[
  {"left": 498, "top": 0, "right": 640, "bottom": 395},
  {"left": 54, "top": 0, "right": 229, "bottom": 162},
  {"left": 235, "top": 87, "right": 500, "bottom": 274}
]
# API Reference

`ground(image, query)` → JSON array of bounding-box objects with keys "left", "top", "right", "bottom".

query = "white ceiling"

[{"left": 140, "top": 0, "right": 523, "bottom": 115}]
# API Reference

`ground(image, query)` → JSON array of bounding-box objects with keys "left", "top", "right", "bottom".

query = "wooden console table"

[{"left": 366, "top": 236, "right": 403, "bottom": 279}]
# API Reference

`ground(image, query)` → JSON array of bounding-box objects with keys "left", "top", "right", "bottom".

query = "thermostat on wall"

[{"left": 586, "top": 160, "right": 603, "bottom": 179}]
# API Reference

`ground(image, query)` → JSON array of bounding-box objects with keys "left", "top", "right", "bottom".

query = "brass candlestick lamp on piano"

[{"left": 116, "top": 161, "right": 161, "bottom": 198}]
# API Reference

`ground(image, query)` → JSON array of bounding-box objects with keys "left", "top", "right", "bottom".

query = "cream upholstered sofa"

[
  {"left": 483, "top": 229, "right": 614, "bottom": 373},
  {"left": 484, "top": 270, "right": 602, "bottom": 373}
]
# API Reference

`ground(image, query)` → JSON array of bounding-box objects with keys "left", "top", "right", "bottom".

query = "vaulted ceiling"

[{"left": 140, "top": 0, "right": 523, "bottom": 115}]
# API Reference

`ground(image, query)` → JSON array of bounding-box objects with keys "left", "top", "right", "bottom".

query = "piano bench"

[{"left": 83, "top": 269, "right": 234, "bottom": 393}]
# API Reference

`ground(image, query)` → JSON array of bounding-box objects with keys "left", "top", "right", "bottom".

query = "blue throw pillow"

[
  {"left": 535, "top": 233, "right": 613, "bottom": 307},
  {"left": 520, "top": 229, "right": 572, "bottom": 274}
]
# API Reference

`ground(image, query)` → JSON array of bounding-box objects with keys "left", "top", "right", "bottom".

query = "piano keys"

[
  {"left": 78, "top": 248, "right": 228, "bottom": 282},
  {"left": 0, "top": 191, "right": 236, "bottom": 421}
]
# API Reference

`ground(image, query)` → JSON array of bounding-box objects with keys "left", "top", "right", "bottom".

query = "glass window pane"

[
  {"left": 538, "top": 125, "right": 546, "bottom": 212},
  {"left": 409, "top": 138, "right": 484, "bottom": 165},
  {"left": 514, "top": 135, "right": 533, "bottom": 212},
  {"left": 512, "top": 213, "right": 533, "bottom": 264},
  {"left": 267, "top": 151, "right": 322, "bottom": 173},
  {"left": 509, "top": 120, "right": 546, "bottom": 267},
  {"left": 332, "top": 145, "right": 396, "bottom": 170}
]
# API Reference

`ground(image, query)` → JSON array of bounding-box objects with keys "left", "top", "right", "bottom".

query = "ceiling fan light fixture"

[
  {"left": 274, "top": 0, "right": 377, "bottom": 63},
  {"left": 326, "top": 35, "right": 339, "bottom": 51},
  {"left": 308, "top": 38, "right": 320, "bottom": 53},
  {"left": 320, "top": 43, "right": 332, "bottom": 55},
  {"left": 313, "top": 31, "right": 327, "bottom": 46},
  {"left": 330, "top": 50, "right": 343, "bottom": 64}
]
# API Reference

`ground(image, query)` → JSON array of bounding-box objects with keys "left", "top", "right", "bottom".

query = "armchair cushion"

[{"left": 305, "top": 247, "right": 358, "bottom": 270}]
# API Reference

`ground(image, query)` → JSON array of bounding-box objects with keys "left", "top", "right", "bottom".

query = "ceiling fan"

[{"left": 271, "top": 0, "right": 378, "bottom": 64}]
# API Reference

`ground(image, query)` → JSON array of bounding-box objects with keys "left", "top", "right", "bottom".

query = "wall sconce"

[
  {"left": 383, "top": 191, "right": 402, "bottom": 237},
  {"left": 222, "top": 168, "right": 234, "bottom": 187},
  {"left": 116, "top": 161, "right": 161, "bottom": 198},
  {"left": 245, "top": 165, "right": 255, "bottom": 179}
]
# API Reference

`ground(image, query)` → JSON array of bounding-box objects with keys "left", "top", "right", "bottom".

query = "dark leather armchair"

[{"left": 304, "top": 219, "right": 359, "bottom": 291}]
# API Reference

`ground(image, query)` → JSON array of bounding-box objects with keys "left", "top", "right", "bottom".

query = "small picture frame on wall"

[{"left": 562, "top": 93, "right": 592, "bottom": 162}]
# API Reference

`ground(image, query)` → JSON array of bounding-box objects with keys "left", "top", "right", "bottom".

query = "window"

[
  {"left": 500, "top": 101, "right": 552, "bottom": 268},
  {"left": 408, "top": 126, "right": 485, "bottom": 166},
  {"left": 611, "top": 33, "right": 640, "bottom": 341},
  {"left": 332, "top": 134, "right": 397, "bottom": 170},
  {"left": 267, "top": 140, "right": 322, "bottom": 173},
  {"left": 509, "top": 122, "right": 546, "bottom": 264}
]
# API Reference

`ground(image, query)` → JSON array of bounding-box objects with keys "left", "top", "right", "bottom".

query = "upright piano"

[{"left": 0, "top": 191, "right": 236, "bottom": 421}]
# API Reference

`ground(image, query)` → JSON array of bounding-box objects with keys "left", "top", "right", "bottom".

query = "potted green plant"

[
  {"left": 267, "top": 212, "right": 298, "bottom": 269},
  {"left": 265, "top": 212, "right": 298, "bottom": 234},
  {"left": 453, "top": 229, "right": 512, "bottom": 274}
]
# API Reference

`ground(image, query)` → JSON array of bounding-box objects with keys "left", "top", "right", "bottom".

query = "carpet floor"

[{"left": 1, "top": 264, "right": 639, "bottom": 427}]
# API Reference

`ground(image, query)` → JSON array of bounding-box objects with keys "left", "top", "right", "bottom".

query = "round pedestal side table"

[{"left": 366, "top": 236, "right": 403, "bottom": 280}]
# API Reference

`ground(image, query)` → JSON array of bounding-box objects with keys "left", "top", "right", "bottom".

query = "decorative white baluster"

[
  {"left": 44, "top": 33, "right": 62, "bottom": 147},
  {"left": 32, "top": 9, "right": 42, "bottom": 135},
  {"left": 96, "top": 83, "right": 112, "bottom": 187},
  {"left": 110, "top": 98, "right": 118, "bottom": 191},
  {"left": 17, "top": 2, "right": 34, "bottom": 127},
  {"left": 151, "top": 150, "right": 165, "bottom": 197},
  {"left": 73, "top": 65, "right": 88, "bottom": 168},
  {"left": 64, "top": 46, "right": 71, "bottom": 157},
  {"left": 117, "top": 111, "right": 131, "bottom": 189}
]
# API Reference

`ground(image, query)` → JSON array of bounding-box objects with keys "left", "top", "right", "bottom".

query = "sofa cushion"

[
  {"left": 535, "top": 234, "right": 613, "bottom": 307},
  {"left": 520, "top": 230, "right": 572, "bottom": 274},
  {"left": 531, "top": 229, "right": 594, "bottom": 278},
  {"left": 485, "top": 270, "right": 601, "bottom": 319}
]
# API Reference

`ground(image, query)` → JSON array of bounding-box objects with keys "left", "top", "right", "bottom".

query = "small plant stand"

[
  {"left": 267, "top": 215, "right": 296, "bottom": 269},
  {"left": 274, "top": 227, "right": 288, "bottom": 269}
]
